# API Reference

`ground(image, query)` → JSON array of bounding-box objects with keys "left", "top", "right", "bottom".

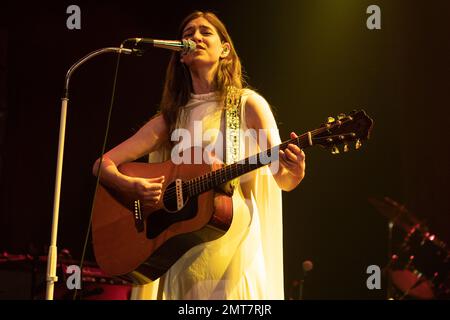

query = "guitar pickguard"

[{"left": 146, "top": 196, "right": 198, "bottom": 239}]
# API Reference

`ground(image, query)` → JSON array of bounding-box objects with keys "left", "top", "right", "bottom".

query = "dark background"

[{"left": 1, "top": 0, "right": 449, "bottom": 299}]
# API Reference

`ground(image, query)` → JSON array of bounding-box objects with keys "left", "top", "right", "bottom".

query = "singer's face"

[{"left": 181, "top": 17, "right": 226, "bottom": 69}]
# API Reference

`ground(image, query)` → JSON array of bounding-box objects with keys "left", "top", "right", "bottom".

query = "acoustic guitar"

[{"left": 92, "top": 110, "right": 373, "bottom": 282}]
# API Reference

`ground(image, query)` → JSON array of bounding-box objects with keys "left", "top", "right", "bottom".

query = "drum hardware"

[
  {"left": 0, "top": 249, "right": 132, "bottom": 299},
  {"left": 369, "top": 196, "right": 450, "bottom": 300}
]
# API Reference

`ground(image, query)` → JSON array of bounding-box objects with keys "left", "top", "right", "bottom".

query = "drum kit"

[{"left": 369, "top": 196, "right": 450, "bottom": 300}]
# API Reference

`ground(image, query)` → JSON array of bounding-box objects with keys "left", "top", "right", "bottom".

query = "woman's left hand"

[{"left": 279, "top": 132, "right": 306, "bottom": 181}]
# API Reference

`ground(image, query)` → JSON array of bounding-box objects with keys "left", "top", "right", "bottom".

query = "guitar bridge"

[
  {"left": 175, "top": 179, "right": 184, "bottom": 210},
  {"left": 133, "top": 200, "right": 144, "bottom": 232}
]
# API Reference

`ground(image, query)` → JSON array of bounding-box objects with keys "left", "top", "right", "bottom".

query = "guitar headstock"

[{"left": 312, "top": 110, "right": 374, "bottom": 153}]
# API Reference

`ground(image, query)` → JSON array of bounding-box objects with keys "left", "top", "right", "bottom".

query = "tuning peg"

[
  {"left": 343, "top": 143, "right": 349, "bottom": 152},
  {"left": 331, "top": 145, "right": 340, "bottom": 154},
  {"left": 355, "top": 139, "right": 362, "bottom": 149},
  {"left": 327, "top": 117, "right": 335, "bottom": 124},
  {"left": 337, "top": 113, "right": 346, "bottom": 120}
]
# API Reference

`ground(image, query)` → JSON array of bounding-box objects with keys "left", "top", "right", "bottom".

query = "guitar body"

[
  {"left": 91, "top": 110, "right": 373, "bottom": 283},
  {"left": 92, "top": 147, "right": 233, "bottom": 282}
]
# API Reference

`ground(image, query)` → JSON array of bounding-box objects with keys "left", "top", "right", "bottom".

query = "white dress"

[{"left": 134, "top": 89, "right": 284, "bottom": 300}]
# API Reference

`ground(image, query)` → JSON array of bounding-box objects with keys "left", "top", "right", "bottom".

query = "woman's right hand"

[{"left": 127, "top": 176, "right": 165, "bottom": 209}]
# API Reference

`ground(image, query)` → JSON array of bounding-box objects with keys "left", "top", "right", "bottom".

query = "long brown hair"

[{"left": 159, "top": 11, "right": 245, "bottom": 136}]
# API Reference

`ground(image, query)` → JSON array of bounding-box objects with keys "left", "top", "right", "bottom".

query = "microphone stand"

[
  {"left": 386, "top": 220, "right": 394, "bottom": 300},
  {"left": 298, "top": 278, "right": 304, "bottom": 300},
  {"left": 45, "top": 46, "right": 132, "bottom": 300},
  {"left": 298, "top": 260, "right": 313, "bottom": 300}
]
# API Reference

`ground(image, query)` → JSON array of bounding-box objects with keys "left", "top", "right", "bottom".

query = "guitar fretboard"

[{"left": 185, "top": 130, "right": 319, "bottom": 196}]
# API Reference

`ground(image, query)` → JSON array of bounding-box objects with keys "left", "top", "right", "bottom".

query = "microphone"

[
  {"left": 123, "top": 38, "right": 196, "bottom": 55},
  {"left": 299, "top": 260, "right": 313, "bottom": 300},
  {"left": 302, "top": 260, "right": 314, "bottom": 274}
]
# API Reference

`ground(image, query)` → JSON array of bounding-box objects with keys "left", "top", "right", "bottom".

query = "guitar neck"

[
  {"left": 186, "top": 130, "right": 318, "bottom": 197},
  {"left": 183, "top": 109, "right": 373, "bottom": 197}
]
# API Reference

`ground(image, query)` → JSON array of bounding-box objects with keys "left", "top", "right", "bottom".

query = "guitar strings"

[
  {"left": 161, "top": 126, "right": 331, "bottom": 203},
  {"left": 161, "top": 133, "right": 315, "bottom": 203},
  {"left": 160, "top": 116, "right": 356, "bottom": 203}
]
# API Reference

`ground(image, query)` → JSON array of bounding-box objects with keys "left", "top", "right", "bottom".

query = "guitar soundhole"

[
  {"left": 162, "top": 181, "right": 177, "bottom": 212},
  {"left": 146, "top": 196, "right": 197, "bottom": 239},
  {"left": 162, "top": 181, "right": 189, "bottom": 212}
]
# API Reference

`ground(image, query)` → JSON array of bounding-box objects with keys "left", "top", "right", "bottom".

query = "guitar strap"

[{"left": 222, "top": 86, "right": 242, "bottom": 195}]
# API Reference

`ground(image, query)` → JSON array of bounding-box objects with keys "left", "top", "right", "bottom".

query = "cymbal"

[{"left": 368, "top": 196, "right": 422, "bottom": 232}]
